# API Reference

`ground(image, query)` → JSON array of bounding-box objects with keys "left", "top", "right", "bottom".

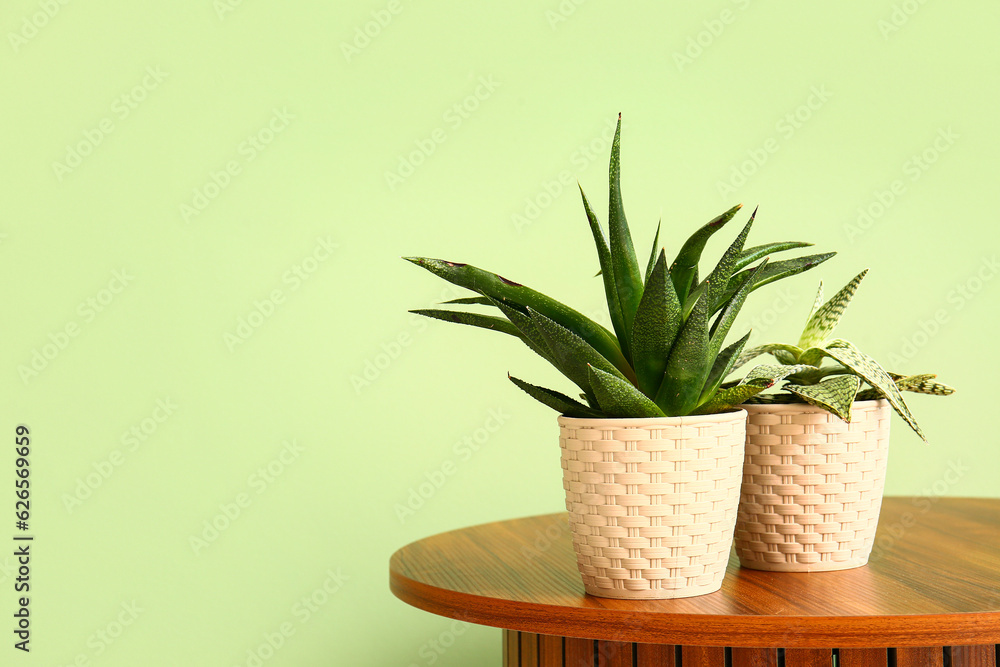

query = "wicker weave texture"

[
  {"left": 734, "top": 400, "right": 891, "bottom": 572},
  {"left": 558, "top": 411, "right": 746, "bottom": 600}
]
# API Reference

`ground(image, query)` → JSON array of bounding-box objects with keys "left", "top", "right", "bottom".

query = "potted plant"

[
  {"left": 404, "top": 116, "right": 833, "bottom": 599},
  {"left": 729, "top": 270, "right": 954, "bottom": 572}
]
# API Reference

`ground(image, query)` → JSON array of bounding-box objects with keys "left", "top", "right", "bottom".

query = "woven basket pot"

[
  {"left": 557, "top": 410, "right": 747, "bottom": 600},
  {"left": 734, "top": 399, "right": 891, "bottom": 573}
]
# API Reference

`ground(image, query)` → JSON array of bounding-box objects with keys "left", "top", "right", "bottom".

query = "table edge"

[{"left": 390, "top": 499, "right": 1000, "bottom": 648}]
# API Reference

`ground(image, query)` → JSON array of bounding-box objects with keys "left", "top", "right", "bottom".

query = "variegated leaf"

[
  {"left": 893, "top": 373, "right": 956, "bottom": 396},
  {"left": 743, "top": 392, "right": 799, "bottom": 404},
  {"left": 798, "top": 346, "right": 827, "bottom": 367},
  {"left": 774, "top": 350, "right": 798, "bottom": 365},
  {"left": 806, "top": 281, "right": 824, "bottom": 322},
  {"left": 820, "top": 339, "right": 925, "bottom": 440},
  {"left": 786, "top": 363, "right": 850, "bottom": 385},
  {"left": 734, "top": 343, "right": 804, "bottom": 370},
  {"left": 784, "top": 375, "right": 861, "bottom": 422},
  {"left": 742, "top": 364, "right": 814, "bottom": 386},
  {"left": 695, "top": 364, "right": 812, "bottom": 414},
  {"left": 798, "top": 270, "right": 868, "bottom": 348}
]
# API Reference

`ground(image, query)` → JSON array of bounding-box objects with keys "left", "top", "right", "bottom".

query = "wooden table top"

[{"left": 389, "top": 497, "right": 1000, "bottom": 648}]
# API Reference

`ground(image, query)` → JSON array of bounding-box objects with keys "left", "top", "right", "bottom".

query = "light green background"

[{"left": 1, "top": 1, "right": 997, "bottom": 665}]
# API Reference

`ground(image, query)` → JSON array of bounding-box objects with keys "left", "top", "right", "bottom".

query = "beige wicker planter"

[
  {"left": 557, "top": 410, "right": 747, "bottom": 600},
  {"left": 734, "top": 399, "right": 891, "bottom": 572}
]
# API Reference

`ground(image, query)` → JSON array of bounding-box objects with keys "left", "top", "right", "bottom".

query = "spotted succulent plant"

[{"left": 734, "top": 270, "right": 955, "bottom": 439}]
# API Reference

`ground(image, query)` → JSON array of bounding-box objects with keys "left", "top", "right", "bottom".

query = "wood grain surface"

[{"left": 390, "top": 497, "right": 1000, "bottom": 648}]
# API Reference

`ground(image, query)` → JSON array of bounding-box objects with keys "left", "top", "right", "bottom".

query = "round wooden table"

[{"left": 390, "top": 497, "right": 1000, "bottom": 666}]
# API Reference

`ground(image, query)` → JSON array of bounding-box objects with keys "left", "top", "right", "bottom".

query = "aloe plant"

[
  {"left": 733, "top": 270, "right": 955, "bottom": 439},
  {"left": 404, "top": 116, "right": 833, "bottom": 419}
]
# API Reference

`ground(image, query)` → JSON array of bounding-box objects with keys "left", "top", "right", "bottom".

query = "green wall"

[{"left": 2, "top": 1, "right": 996, "bottom": 664}]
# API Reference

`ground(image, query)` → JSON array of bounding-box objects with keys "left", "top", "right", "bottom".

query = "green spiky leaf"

[
  {"left": 607, "top": 116, "right": 644, "bottom": 354},
  {"left": 403, "top": 257, "right": 631, "bottom": 377},
  {"left": 528, "top": 307, "right": 631, "bottom": 393},
  {"left": 508, "top": 374, "right": 602, "bottom": 418},
  {"left": 709, "top": 259, "right": 769, "bottom": 360},
  {"left": 409, "top": 309, "right": 521, "bottom": 337},
  {"left": 441, "top": 296, "right": 493, "bottom": 306},
  {"left": 631, "top": 250, "right": 682, "bottom": 395},
  {"left": 720, "top": 252, "right": 836, "bottom": 304},
  {"left": 588, "top": 365, "right": 665, "bottom": 418},
  {"left": 798, "top": 270, "right": 868, "bottom": 349},
  {"left": 645, "top": 220, "right": 661, "bottom": 284},
  {"left": 706, "top": 208, "right": 756, "bottom": 321},
  {"left": 693, "top": 385, "right": 764, "bottom": 415},
  {"left": 657, "top": 287, "right": 712, "bottom": 416},
  {"left": 670, "top": 204, "right": 743, "bottom": 300},
  {"left": 580, "top": 186, "right": 628, "bottom": 361},
  {"left": 784, "top": 375, "right": 862, "bottom": 422},
  {"left": 486, "top": 297, "right": 557, "bottom": 366},
  {"left": 699, "top": 330, "right": 751, "bottom": 405},
  {"left": 735, "top": 241, "right": 813, "bottom": 272},
  {"left": 693, "top": 365, "right": 807, "bottom": 414}
]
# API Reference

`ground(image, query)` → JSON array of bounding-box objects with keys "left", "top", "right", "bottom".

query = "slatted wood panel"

[
  {"left": 520, "top": 632, "right": 538, "bottom": 667},
  {"left": 732, "top": 647, "right": 778, "bottom": 667},
  {"left": 636, "top": 642, "right": 676, "bottom": 667},
  {"left": 785, "top": 648, "right": 833, "bottom": 666},
  {"left": 951, "top": 645, "right": 997, "bottom": 667},
  {"left": 683, "top": 645, "right": 726, "bottom": 666},
  {"left": 538, "top": 634, "right": 562, "bottom": 666},
  {"left": 597, "top": 639, "right": 633, "bottom": 667},
  {"left": 504, "top": 633, "right": 998, "bottom": 667},
  {"left": 897, "top": 646, "right": 944, "bottom": 667},
  {"left": 504, "top": 629, "right": 517, "bottom": 666},
  {"left": 839, "top": 648, "right": 889, "bottom": 666},
  {"left": 564, "top": 636, "right": 593, "bottom": 667}
]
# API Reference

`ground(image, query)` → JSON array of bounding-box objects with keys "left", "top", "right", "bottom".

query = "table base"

[{"left": 502, "top": 630, "right": 998, "bottom": 666}]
